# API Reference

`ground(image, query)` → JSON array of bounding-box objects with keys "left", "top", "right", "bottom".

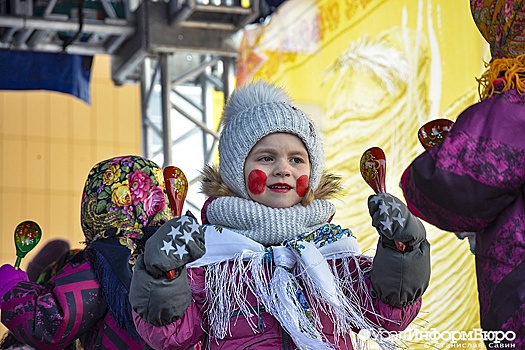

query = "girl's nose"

[{"left": 274, "top": 159, "right": 291, "bottom": 177}]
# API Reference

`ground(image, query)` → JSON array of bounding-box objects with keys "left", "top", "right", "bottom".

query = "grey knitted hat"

[{"left": 218, "top": 80, "right": 324, "bottom": 199}]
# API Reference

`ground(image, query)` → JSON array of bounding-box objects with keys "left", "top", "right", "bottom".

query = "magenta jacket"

[
  {"left": 134, "top": 256, "right": 421, "bottom": 350},
  {"left": 1, "top": 251, "right": 146, "bottom": 349}
]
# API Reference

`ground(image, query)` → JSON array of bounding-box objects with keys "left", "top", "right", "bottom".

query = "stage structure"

[{"left": 0, "top": 0, "right": 261, "bottom": 210}]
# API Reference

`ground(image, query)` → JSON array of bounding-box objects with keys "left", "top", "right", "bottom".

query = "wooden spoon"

[
  {"left": 360, "top": 147, "right": 406, "bottom": 252},
  {"left": 14, "top": 220, "right": 42, "bottom": 269},
  {"left": 418, "top": 119, "right": 454, "bottom": 149},
  {"left": 163, "top": 166, "right": 189, "bottom": 279}
]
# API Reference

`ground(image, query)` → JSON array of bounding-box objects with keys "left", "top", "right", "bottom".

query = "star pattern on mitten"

[
  {"left": 158, "top": 216, "right": 199, "bottom": 258},
  {"left": 161, "top": 240, "right": 176, "bottom": 255},
  {"left": 380, "top": 216, "right": 394, "bottom": 232},
  {"left": 174, "top": 244, "right": 188, "bottom": 259},
  {"left": 377, "top": 194, "right": 406, "bottom": 233}
]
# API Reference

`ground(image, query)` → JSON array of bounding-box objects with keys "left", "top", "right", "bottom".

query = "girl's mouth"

[{"left": 268, "top": 183, "right": 292, "bottom": 191}]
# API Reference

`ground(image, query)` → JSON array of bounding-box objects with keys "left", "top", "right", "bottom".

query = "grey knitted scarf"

[{"left": 205, "top": 197, "right": 336, "bottom": 246}]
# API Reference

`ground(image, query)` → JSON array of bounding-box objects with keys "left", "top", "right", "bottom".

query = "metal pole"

[
  {"left": 140, "top": 60, "right": 149, "bottom": 157},
  {"left": 222, "top": 56, "right": 235, "bottom": 101},
  {"left": 160, "top": 53, "right": 173, "bottom": 167}
]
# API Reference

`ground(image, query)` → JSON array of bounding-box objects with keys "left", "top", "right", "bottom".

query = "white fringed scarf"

[{"left": 189, "top": 197, "right": 397, "bottom": 349}]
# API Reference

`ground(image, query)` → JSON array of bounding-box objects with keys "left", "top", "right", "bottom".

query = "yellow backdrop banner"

[{"left": 237, "top": 0, "right": 489, "bottom": 348}]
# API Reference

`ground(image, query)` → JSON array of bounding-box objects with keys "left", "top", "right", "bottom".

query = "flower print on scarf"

[
  {"left": 152, "top": 167, "right": 165, "bottom": 190},
  {"left": 103, "top": 164, "right": 121, "bottom": 186},
  {"left": 112, "top": 180, "right": 132, "bottom": 207},
  {"left": 129, "top": 169, "right": 153, "bottom": 205},
  {"left": 144, "top": 186, "right": 166, "bottom": 217}
]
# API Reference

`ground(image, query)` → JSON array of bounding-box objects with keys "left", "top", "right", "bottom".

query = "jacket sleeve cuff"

[
  {"left": 129, "top": 255, "right": 192, "bottom": 326},
  {"left": 370, "top": 238, "right": 431, "bottom": 307}
]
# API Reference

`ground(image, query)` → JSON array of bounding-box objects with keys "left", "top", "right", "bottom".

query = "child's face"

[{"left": 244, "top": 133, "right": 311, "bottom": 208}]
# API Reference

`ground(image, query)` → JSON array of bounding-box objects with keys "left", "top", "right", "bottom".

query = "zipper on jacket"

[
  {"left": 256, "top": 304, "right": 265, "bottom": 333},
  {"left": 281, "top": 327, "right": 291, "bottom": 350},
  {"left": 229, "top": 304, "right": 266, "bottom": 333},
  {"left": 229, "top": 304, "right": 292, "bottom": 348}
]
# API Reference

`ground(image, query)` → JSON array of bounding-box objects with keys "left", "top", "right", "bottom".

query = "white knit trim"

[{"left": 206, "top": 197, "right": 335, "bottom": 246}]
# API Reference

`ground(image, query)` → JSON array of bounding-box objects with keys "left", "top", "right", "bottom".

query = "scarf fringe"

[
  {"left": 203, "top": 253, "right": 398, "bottom": 350},
  {"left": 300, "top": 255, "right": 399, "bottom": 350},
  {"left": 87, "top": 248, "right": 140, "bottom": 341},
  {"left": 269, "top": 266, "right": 334, "bottom": 350}
]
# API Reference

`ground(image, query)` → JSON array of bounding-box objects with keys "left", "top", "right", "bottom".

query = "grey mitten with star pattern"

[
  {"left": 143, "top": 211, "right": 205, "bottom": 278},
  {"left": 129, "top": 211, "right": 205, "bottom": 326},
  {"left": 367, "top": 193, "right": 430, "bottom": 307}
]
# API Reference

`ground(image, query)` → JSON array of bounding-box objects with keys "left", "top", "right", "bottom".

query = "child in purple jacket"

[
  {"left": 130, "top": 81, "right": 431, "bottom": 349},
  {"left": 400, "top": 1, "right": 525, "bottom": 348},
  {"left": 0, "top": 155, "right": 173, "bottom": 349}
]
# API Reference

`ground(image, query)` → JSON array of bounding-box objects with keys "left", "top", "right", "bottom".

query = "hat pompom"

[{"left": 222, "top": 81, "right": 291, "bottom": 127}]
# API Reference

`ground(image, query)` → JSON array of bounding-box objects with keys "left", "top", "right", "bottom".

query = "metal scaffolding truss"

[
  {"left": 1, "top": 0, "right": 262, "bottom": 209},
  {"left": 110, "top": 0, "right": 259, "bottom": 84},
  {"left": 0, "top": 0, "right": 260, "bottom": 58},
  {"left": 0, "top": 0, "right": 134, "bottom": 54},
  {"left": 140, "top": 52, "right": 236, "bottom": 211},
  {"left": 120, "top": 0, "right": 259, "bottom": 210}
]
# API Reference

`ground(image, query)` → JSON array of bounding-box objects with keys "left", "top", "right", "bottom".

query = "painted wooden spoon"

[
  {"left": 360, "top": 147, "right": 406, "bottom": 252},
  {"left": 164, "top": 166, "right": 188, "bottom": 218},
  {"left": 163, "top": 166, "right": 189, "bottom": 279},
  {"left": 418, "top": 119, "right": 454, "bottom": 149},
  {"left": 14, "top": 220, "right": 42, "bottom": 269}
]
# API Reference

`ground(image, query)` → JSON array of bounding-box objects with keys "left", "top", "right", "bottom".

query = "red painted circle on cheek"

[
  {"left": 296, "top": 175, "right": 309, "bottom": 197},
  {"left": 247, "top": 169, "right": 267, "bottom": 195}
]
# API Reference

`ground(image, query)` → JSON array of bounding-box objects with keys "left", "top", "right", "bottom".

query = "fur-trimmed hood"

[{"left": 199, "top": 164, "right": 343, "bottom": 201}]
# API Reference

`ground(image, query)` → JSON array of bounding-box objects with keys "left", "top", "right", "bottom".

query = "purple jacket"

[
  {"left": 1, "top": 251, "right": 147, "bottom": 350},
  {"left": 401, "top": 90, "right": 525, "bottom": 347},
  {"left": 134, "top": 256, "right": 421, "bottom": 350}
]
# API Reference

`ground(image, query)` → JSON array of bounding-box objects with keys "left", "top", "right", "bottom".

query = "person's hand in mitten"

[
  {"left": 143, "top": 210, "right": 205, "bottom": 279},
  {"left": 367, "top": 193, "right": 426, "bottom": 250},
  {"left": 0, "top": 264, "right": 28, "bottom": 309},
  {"left": 130, "top": 211, "right": 205, "bottom": 325},
  {"left": 367, "top": 193, "right": 430, "bottom": 307}
]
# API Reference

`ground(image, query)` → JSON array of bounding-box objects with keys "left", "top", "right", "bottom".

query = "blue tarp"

[{"left": 0, "top": 49, "right": 93, "bottom": 104}]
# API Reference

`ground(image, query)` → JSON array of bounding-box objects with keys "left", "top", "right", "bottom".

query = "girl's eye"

[
  {"left": 291, "top": 157, "right": 304, "bottom": 164},
  {"left": 258, "top": 156, "right": 273, "bottom": 162}
]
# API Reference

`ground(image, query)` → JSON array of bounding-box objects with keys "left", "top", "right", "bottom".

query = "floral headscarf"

[
  {"left": 471, "top": 0, "right": 525, "bottom": 59},
  {"left": 471, "top": 0, "right": 525, "bottom": 99},
  {"left": 81, "top": 155, "right": 171, "bottom": 259},
  {"left": 80, "top": 155, "right": 172, "bottom": 340}
]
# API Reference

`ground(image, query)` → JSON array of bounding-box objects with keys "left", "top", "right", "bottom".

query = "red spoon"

[
  {"left": 360, "top": 147, "right": 387, "bottom": 194},
  {"left": 360, "top": 147, "right": 406, "bottom": 252},
  {"left": 14, "top": 220, "right": 42, "bottom": 269},
  {"left": 163, "top": 166, "right": 189, "bottom": 279},
  {"left": 418, "top": 119, "right": 454, "bottom": 149},
  {"left": 164, "top": 166, "right": 188, "bottom": 218}
]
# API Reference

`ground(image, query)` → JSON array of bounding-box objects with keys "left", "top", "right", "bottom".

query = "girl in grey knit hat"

[{"left": 130, "top": 80, "right": 431, "bottom": 350}]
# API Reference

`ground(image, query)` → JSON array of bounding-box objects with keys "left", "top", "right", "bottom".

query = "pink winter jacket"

[{"left": 133, "top": 256, "right": 421, "bottom": 350}]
